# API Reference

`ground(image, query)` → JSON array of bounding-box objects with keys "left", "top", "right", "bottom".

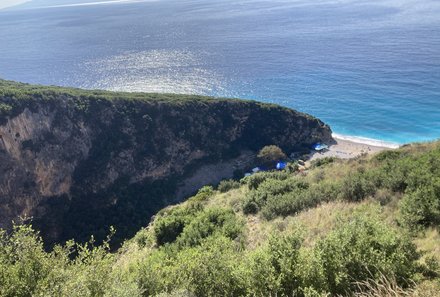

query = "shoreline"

[
  {"left": 309, "top": 134, "right": 397, "bottom": 161},
  {"left": 331, "top": 133, "right": 400, "bottom": 149}
]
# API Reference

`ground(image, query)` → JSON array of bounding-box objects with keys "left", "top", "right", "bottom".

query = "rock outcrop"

[{"left": 0, "top": 80, "right": 333, "bottom": 246}]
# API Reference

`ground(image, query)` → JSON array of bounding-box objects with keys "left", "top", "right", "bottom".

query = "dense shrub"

[
  {"left": 310, "top": 157, "right": 336, "bottom": 168},
  {"left": 244, "top": 170, "right": 291, "bottom": 190},
  {"left": 243, "top": 233, "right": 303, "bottom": 296},
  {"left": 399, "top": 180, "right": 440, "bottom": 229},
  {"left": 315, "top": 213, "right": 418, "bottom": 295},
  {"left": 137, "top": 236, "right": 246, "bottom": 297},
  {"left": 154, "top": 204, "right": 243, "bottom": 248},
  {"left": 243, "top": 176, "right": 340, "bottom": 219},
  {"left": 261, "top": 191, "right": 310, "bottom": 219},
  {"left": 0, "top": 224, "right": 140, "bottom": 297},
  {"left": 177, "top": 208, "right": 243, "bottom": 247},
  {"left": 187, "top": 186, "right": 214, "bottom": 203},
  {"left": 374, "top": 150, "right": 405, "bottom": 162},
  {"left": 0, "top": 225, "right": 54, "bottom": 297},
  {"left": 173, "top": 236, "right": 246, "bottom": 296},
  {"left": 306, "top": 181, "right": 341, "bottom": 204},
  {"left": 242, "top": 199, "right": 259, "bottom": 215},
  {"left": 296, "top": 249, "right": 327, "bottom": 295},
  {"left": 154, "top": 205, "right": 201, "bottom": 246},
  {"left": 154, "top": 215, "right": 187, "bottom": 245},
  {"left": 257, "top": 145, "right": 287, "bottom": 167},
  {"left": 339, "top": 171, "right": 376, "bottom": 202},
  {"left": 0, "top": 214, "right": 424, "bottom": 297},
  {"left": 217, "top": 179, "right": 240, "bottom": 193}
]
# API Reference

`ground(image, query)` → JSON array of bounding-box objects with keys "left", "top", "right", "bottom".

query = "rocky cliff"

[{"left": 0, "top": 79, "right": 332, "bottom": 246}]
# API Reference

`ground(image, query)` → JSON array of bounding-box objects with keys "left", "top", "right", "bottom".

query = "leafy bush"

[
  {"left": 244, "top": 170, "right": 290, "bottom": 190},
  {"left": 0, "top": 225, "right": 54, "bottom": 297},
  {"left": 243, "top": 233, "right": 303, "bottom": 296},
  {"left": 339, "top": 171, "right": 376, "bottom": 202},
  {"left": 242, "top": 199, "right": 259, "bottom": 215},
  {"left": 173, "top": 236, "right": 246, "bottom": 296},
  {"left": 217, "top": 179, "right": 240, "bottom": 193},
  {"left": 154, "top": 204, "right": 243, "bottom": 248},
  {"left": 257, "top": 145, "right": 287, "bottom": 167},
  {"left": 315, "top": 213, "right": 418, "bottom": 295},
  {"left": 243, "top": 176, "right": 339, "bottom": 219},
  {"left": 374, "top": 149, "right": 405, "bottom": 162},
  {"left": 188, "top": 186, "right": 215, "bottom": 202},
  {"left": 154, "top": 205, "right": 201, "bottom": 246},
  {"left": 0, "top": 224, "right": 141, "bottom": 297},
  {"left": 296, "top": 249, "right": 327, "bottom": 295},
  {"left": 399, "top": 179, "right": 440, "bottom": 230},
  {"left": 137, "top": 235, "right": 246, "bottom": 297},
  {"left": 0, "top": 102, "right": 12, "bottom": 114},
  {"left": 154, "top": 215, "right": 187, "bottom": 246},
  {"left": 261, "top": 191, "right": 311, "bottom": 219},
  {"left": 177, "top": 208, "right": 243, "bottom": 247},
  {"left": 310, "top": 157, "right": 336, "bottom": 168}
]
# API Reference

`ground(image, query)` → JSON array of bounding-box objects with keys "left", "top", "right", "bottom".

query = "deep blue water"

[{"left": 1, "top": 0, "right": 440, "bottom": 145}]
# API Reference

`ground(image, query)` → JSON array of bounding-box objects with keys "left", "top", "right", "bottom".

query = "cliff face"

[{"left": 0, "top": 80, "right": 332, "bottom": 246}]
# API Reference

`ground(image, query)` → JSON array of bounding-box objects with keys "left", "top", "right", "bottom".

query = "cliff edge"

[{"left": 0, "top": 79, "right": 332, "bottom": 246}]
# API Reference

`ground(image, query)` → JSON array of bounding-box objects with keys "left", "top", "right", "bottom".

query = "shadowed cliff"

[{"left": 0, "top": 79, "right": 332, "bottom": 246}]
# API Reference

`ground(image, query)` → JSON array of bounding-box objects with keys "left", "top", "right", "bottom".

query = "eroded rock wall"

[{"left": 0, "top": 83, "right": 332, "bottom": 246}]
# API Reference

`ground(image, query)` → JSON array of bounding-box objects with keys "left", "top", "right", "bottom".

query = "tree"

[{"left": 257, "top": 145, "right": 287, "bottom": 168}]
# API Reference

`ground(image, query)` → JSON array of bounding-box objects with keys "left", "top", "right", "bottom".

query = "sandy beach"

[{"left": 309, "top": 136, "right": 397, "bottom": 162}]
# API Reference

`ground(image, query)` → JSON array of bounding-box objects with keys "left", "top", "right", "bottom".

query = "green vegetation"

[
  {"left": 0, "top": 225, "right": 141, "bottom": 297},
  {"left": 1, "top": 138, "right": 440, "bottom": 295},
  {"left": 256, "top": 145, "right": 287, "bottom": 167},
  {"left": 0, "top": 78, "right": 313, "bottom": 119},
  {"left": 217, "top": 179, "right": 241, "bottom": 193}
]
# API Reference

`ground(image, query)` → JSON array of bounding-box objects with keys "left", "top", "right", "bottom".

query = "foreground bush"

[
  {"left": 399, "top": 178, "right": 440, "bottom": 230},
  {"left": 0, "top": 225, "right": 141, "bottom": 297},
  {"left": 316, "top": 212, "right": 418, "bottom": 295},
  {"left": 0, "top": 212, "right": 423, "bottom": 297}
]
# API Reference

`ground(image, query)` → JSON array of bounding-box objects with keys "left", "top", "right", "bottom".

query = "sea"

[{"left": 1, "top": 0, "right": 440, "bottom": 146}]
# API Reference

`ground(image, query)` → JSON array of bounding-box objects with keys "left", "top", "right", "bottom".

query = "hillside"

[
  {"left": 1, "top": 141, "right": 439, "bottom": 296},
  {"left": 0, "top": 79, "right": 332, "bottom": 246}
]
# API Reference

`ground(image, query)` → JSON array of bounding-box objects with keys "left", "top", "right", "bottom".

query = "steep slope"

[
  {"left": 0, "top": 79, "right": 332, "bottom": 245},
  {"left": 115, "top": 141, "right": 439, "bottom": 296},
  {"left": 1, "top": 141, "right": 439, "bottom": 297}
]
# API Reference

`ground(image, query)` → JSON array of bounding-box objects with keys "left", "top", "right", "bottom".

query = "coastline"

[
  {"left": 309, "top": 133, "right": 398, "bottom": 161},
  {"left": 332, "top": 133, "right": 400, "bottom": 149}
]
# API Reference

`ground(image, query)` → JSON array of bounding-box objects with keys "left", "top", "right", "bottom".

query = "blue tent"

[
  {"left": 312, "top": 143, "right": 329, "bottom": 151},
  {"left": 276, "top": 161, "right": 287, "bottom": 170}
]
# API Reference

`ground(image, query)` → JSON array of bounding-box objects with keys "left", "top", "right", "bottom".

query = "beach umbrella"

[{"left": 276, "top": 162, "right": 286, "bottom": 170}]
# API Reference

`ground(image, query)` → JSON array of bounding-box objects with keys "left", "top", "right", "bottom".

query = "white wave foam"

[
  {"left": 332, "top": 133, "right": 401, "bottom": 149},
  {"left": 0, "top": 0, "right": 31, "bottom": 10},
  {"left": 39, "top": 0, "right": 157, "bottom": 9}
]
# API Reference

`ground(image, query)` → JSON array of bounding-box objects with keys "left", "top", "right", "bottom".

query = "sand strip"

[{"left": 309, "top": 136, "right": 397, "bottom": 161}]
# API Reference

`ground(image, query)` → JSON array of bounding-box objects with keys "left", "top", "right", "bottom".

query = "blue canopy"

[
  {"left": 276, "top": 162, "right": 287, "bottom": 170},
  {"left": 312, "top": 143, "right": 329, "bottom": 151}
]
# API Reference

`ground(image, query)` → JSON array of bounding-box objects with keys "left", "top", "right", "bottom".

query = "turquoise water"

[{"left": 1, "top": 0, "right": 440, "bottom": 145}]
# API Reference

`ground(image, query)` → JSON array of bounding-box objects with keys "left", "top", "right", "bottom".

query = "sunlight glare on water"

[{"left": 78, "top": 50, "right": 226, "bottom": 94}]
